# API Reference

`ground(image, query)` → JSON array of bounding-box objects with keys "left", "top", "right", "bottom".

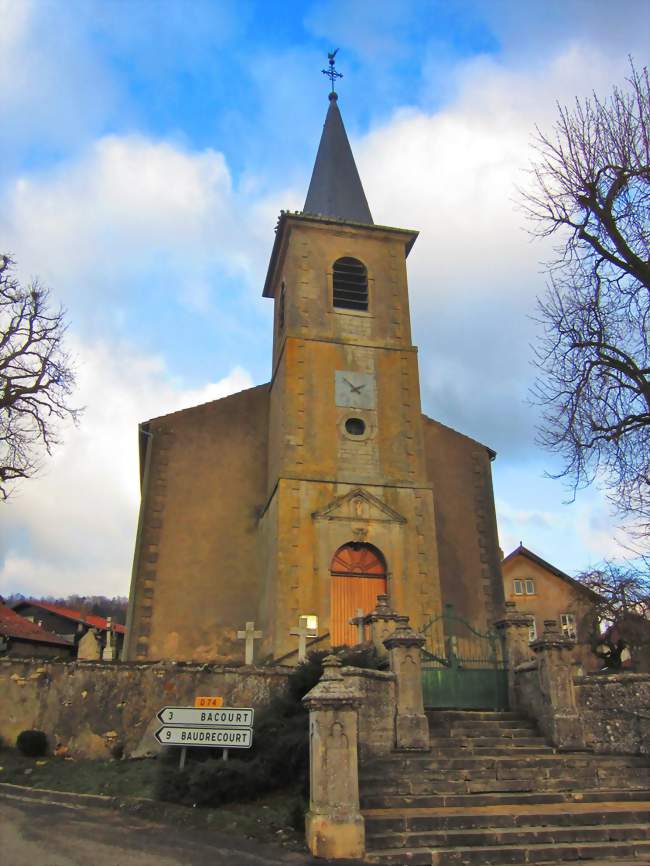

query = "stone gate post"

[
  {"left": 494, "top": 601, "right": 533, "bottom": 711},
  {"left": 531, "top": 619, "right": 584, "bottom": 750},
  {"left": 384, "top": 617, "right": 430, "bottom": 751},
  {"left": 302, "top": 655, "right": 365, "bottom": 859},
  {"left": 365, "top": 594, "right": 401, "bottom": 660}
]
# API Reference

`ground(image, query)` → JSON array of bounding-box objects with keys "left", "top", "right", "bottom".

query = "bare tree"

[
  {"left": 0, "top": 255, "right": 79, "bottom": 499},
  {"left": 523, "top": 62, "right": 650, "bottom": 538},
  {"left": 573, "top": 561, "right": 650, "bottom": 670}
]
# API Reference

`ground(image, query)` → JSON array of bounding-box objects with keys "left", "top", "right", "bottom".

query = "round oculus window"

[{"left": 345, "top": 417, "right": 366, "bottom": 436}]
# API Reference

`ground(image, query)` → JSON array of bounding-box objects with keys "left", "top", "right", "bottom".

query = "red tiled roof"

[
  {"left": 12, "top": 601, "right": 126, "bottom": 634},
  {"left": 0, "top": 605, "right": 73, "bottom": 647}
]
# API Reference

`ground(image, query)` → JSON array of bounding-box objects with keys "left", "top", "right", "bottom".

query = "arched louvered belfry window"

[
  {"left": 332, "top": 257, "right": 368, "bottom": 311},
  {"left": 330, "top": 542, "right": 387, "bottom": 646}
]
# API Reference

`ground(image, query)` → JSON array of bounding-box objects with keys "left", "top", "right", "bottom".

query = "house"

[
  {"left": 501, "top": 544, "right": 601, "bottom": 672},
  {"left": 0, "top": 600, "right": 74, "bottom": 658},
  {"left": 11, "top": 600, "right": 126, "bottom": 660}
]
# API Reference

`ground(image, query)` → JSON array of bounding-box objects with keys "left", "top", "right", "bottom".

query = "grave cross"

[
  {"left": 102, "top": 617, "right": 115, "bottom": 661},
  {"left": 237, "top": 621, "right": 262, "bottom": 666},
  {"left": 348, "top": 608, "right": 366, "bottom": 645},
  {"left": 290, "top": 616, "right": 315, "bottom": 663}
]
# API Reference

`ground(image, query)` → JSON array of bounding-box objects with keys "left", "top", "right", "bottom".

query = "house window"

[
  {"left": 528, "top": 617, "right": 537, "bottom": 643},
  {"left": 560, "top": 613, "right": 577, "bottom": 640},
  {"left": 333, "top": 257, "right": 368, "bottom": 311},
  {"left": 514, "top": 578, "right": 535, "bottom": 595}
]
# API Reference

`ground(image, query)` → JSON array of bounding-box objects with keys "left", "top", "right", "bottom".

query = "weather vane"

[{"left": 322, "top": 49, "right": 343, "bottom": 93}]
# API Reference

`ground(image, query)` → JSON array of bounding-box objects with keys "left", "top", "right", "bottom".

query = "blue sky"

[{"left": 1, "top": 0, "right": 648, "bottom": 598}]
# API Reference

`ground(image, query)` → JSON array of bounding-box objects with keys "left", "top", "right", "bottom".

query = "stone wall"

[
  {"left": 342, "top": 666, "right": 396, "bottom": 762},
  {"left": 575, "top": 672, "right": 650, "bottom": 755},
  {"left": 514, "top": 663, "right": 650, "bottom": 756},
  {"left": 0, "top": 658, "right": 290, "bottom": 758},
  {"left": 514, "top": 663, "right": 551, "bottom": 739}
]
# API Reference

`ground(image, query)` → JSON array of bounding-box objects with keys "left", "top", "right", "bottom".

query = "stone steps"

[
  {"left": 361, "top": 761, "right": 650, "bottom": 797},
  {"left": 369, "top": 823, "right": 650, "bottom": 853},
  {"left": 363, "top": 753, "right": 649, "bottom": 769},
  {"left": 427, "top": 735, "right": 550, "bottom": 749},
  {"left": 364, "top": 838, "right": 650, "bottom": 865},
  {"left": 425, "top": 710, "right": 523, "bottom": 722},
  {"left": 433, "top": 725, "right": 537, "bottom": 737},
  {"left": 358, "top": 709, "right": 650, "bottom": 864},
  {"left": 361, "top": 787, "right": 650, "bottom": 811},
  {"left": 364, "top": 802, "right": 650, "bottom": 834}
]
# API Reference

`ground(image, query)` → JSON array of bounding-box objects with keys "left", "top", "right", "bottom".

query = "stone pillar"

[
  {"left": 531, "top": 619, "right": 584, "bottom": 750},
  {"left": 365, "top": 594, "right": 401, "bottom": 660},
  {"left": 302, "top": 655, "right": 365, "bottom": 859},
  {"left": 494, "top": 601, "right": 533, "bottom": 711},
  {"left": 384, "top": 617, "right": 430, "bottom": 751}
]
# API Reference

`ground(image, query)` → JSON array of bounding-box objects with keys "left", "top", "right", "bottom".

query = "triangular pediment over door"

[{"left": 312, "top": 488, "right": 407, "bottom": 524}]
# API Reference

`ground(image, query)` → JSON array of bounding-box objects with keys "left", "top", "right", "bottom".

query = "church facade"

[{"left": 124, "top": 92, "right": 504, "bottom": 663}]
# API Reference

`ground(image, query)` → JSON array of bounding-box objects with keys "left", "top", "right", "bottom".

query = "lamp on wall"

[{"left": 302, "top": 615, "right": 319, "bottom": 636}]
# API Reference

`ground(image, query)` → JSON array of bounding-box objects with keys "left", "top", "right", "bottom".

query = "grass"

[
  {"left": 0, "top": 748, "right": 306, "bottom": 849},
  {"left": 0, "top": 749, "right": 157, "bottom": 797}
]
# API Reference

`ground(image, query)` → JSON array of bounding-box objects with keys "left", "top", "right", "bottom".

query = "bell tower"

[{"left": 258, "top": 89, "right": 444, "bottom": 659}]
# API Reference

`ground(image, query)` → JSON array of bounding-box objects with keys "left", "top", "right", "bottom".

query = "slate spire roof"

[{"left": 303, "top": 92, "right": 373, "bottom": 225}]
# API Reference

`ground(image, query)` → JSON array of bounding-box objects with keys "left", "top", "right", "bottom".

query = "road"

[{"left": 0, "top": 794, "right": 350, "bottom": 866}]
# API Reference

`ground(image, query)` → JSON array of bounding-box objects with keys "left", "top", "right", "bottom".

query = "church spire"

[{"left": 303, "top": 55, "right": 373, "bottom": 225}]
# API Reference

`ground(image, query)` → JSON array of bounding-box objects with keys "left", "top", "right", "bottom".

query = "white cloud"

[
  {"left": 2, "top": 134, "right": 258, "bottom": 304},
  {"left": 0, "top": 337, "right": 253, "bottom": 599},
  {"left": 354, "top": 45, "right": 634, "bottom": 455}
]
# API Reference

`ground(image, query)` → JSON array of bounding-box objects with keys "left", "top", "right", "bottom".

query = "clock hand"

[{"left": 343, "top": 377, "right": 366, "bottom": 394}]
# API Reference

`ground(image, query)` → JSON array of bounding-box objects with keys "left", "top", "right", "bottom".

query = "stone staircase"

[{"left": 360, "top": 710, "right": 650, "bottom": 865}]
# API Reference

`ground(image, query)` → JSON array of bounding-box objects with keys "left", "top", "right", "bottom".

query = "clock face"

[{"left": 335, "top": 370, "right": 376, "bottom": 409}]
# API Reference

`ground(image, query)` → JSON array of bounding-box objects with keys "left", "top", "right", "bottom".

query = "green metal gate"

[{"left": 421, "top": 605, "right": 508, "bottom": 710}]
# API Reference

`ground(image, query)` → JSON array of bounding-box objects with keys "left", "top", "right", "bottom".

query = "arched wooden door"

[{"left": 330, "top": 543, "right": 387, "bottom": 646}]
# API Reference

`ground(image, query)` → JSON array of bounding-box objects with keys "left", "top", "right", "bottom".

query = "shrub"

[
  {"left": 155, "top": 644, "right": 387, "bottom": 807},
  {"left": 156, "top": 758, "right": 261, "bottom": 807},
  {"left": 16, "top": 729, "right": 48, "bottom": 757}
]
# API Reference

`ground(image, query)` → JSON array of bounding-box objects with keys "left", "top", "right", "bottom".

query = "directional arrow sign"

[
  {"left": 156, "top": 706, "right": 254, "bottom": 727},
  {"left": 155, "top": 725, "right": 253, "bottom": 748}
]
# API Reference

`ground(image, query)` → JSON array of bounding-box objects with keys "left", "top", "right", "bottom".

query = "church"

[{"left": 123, "top": 86, "right": 505, "bottom": 664}]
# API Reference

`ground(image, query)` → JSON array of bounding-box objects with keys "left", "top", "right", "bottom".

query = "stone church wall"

[
  {"left": 0, "top": 658, "right": 290, "bottom": 759},
  {"left": 125, "top": 384, "right": 271, "bottom": 662},
  {"left": 421, "top": 416, "right": 504, "bottom": 631}
]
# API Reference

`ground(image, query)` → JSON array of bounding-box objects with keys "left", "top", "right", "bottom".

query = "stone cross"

[
  {"left": 102, "top": 618, "right": 115, "bottom": 661},
  {"left": 237, "top": 621, "right": 262, "bottom": 666},
  {"left": 348, "top": 608, "right": 366, "bottom": 645},
  {"left": 290, "top": 616, "right": 317, "bottom": 662}
]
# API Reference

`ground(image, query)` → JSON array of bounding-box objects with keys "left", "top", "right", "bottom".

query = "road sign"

[
  {"left": 155, "top": 725, "right": 253, "bottom": 748},
  {"left": 195, "top": 696, "right": 223, "bottom": 708},
  {"left": 156, "top": 706, "right": 254, "bottom": 727}
]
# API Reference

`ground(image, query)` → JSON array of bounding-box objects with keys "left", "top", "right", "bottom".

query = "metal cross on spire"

[{"left": 322, "top": 48, "right": 343, "bottom": 93}]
